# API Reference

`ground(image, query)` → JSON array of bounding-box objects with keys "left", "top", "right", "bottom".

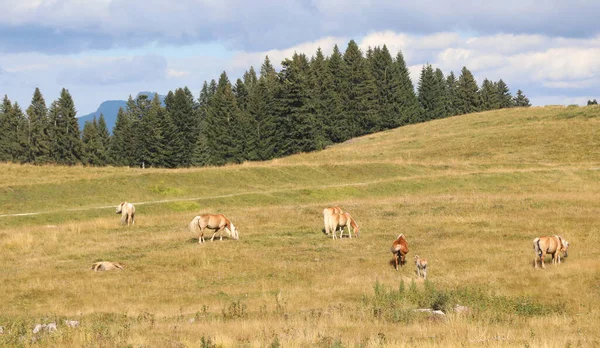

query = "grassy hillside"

[{"left": 1, "top": 105, "right": 599, "bottom": 347}]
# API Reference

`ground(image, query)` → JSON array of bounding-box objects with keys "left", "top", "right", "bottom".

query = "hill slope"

[{"left": 0, "top": 105, "right": 599, "bottom": 347}]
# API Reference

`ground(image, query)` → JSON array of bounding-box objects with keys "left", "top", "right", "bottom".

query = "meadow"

[{"left": 1, "top": 105, "right": 599, "bottom": 347}]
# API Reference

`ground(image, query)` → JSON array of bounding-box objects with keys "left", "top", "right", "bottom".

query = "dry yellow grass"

[{"left": 0, "top": 105, "right": 599, "bottom": 347}]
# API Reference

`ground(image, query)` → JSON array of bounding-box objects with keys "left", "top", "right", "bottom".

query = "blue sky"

[{"left": 1, "top": 0, "right": 599, "bottom": 115}]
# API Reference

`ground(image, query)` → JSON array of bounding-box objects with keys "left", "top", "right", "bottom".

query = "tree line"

[{"left": 0, "top": 40, "right": 532, "bottom": 167}]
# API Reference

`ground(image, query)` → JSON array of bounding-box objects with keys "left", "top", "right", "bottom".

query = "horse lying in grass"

[
  {"left": 391, "top": 234, "right": 409, "bottom": 270},
  {"left": 189, "top": 214, "right": 239, "bottom": 244},
  {"left": 329, "top": 212, "right": 360, "bottom": 239},
  {"left": 533, "top": 235, "right": 569, "bottom": 269},
  {"left": 414, "top": 255, "right": 428, "bottom": 279},
  {"left": 91, "top": 261, "right": 124, "bottom": 272},
  {"left": 116, "top": 202, "right": 135, "bottom": 226},
  {"left": 323, "top": 206, "right": 343, "bottom": 236}
]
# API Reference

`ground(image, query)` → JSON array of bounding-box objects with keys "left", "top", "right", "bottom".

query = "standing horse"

[
  {"left": 533, "top": 235, "right": 569, "bottom": 269},
  {"left": 116, "top": 202, "right": 135, "bottom": 226},
  {"left": 189, "top": 214, "right": 239, "bottom": 243},
  {"left": 329, "top": 212, "right": 360, "bottom": 239},
  {"left": 391, "top": 234, "right": 409, "bottom": 270},
  {"left": 323, "top": 206, "right": 343, "bottom": 235}
]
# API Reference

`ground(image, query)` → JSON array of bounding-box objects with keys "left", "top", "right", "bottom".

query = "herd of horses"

[{"left": 114, "top": 202, "right": 570, "bottom": 273}]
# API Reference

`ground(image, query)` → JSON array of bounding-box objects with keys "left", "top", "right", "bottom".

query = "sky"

[{"left": 0, "top": 0, "right": 599, "bottom": 116}]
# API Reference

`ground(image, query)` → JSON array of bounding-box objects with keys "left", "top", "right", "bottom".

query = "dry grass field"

[{"left": 1, "top": 105, "right": 599, "bottom": 347}]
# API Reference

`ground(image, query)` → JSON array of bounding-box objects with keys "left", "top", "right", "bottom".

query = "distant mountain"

[{"left": 77, "top": 92, "right": 166, "bottom": 133}]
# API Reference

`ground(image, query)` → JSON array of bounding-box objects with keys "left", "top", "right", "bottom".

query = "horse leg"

[
  {"left": 347, "top": 225, "right": 352, "bottom": 239},
  {"left": 210, "top": 228, "right": 219, "bottom": 242},
  {"left": 394, "top": 253, "right": 399, "bottom": 271},
  {"left": 423, "top": 267, "right": 427, "bottom": 280},
  {"left": 131, "top": 213, "right": 135, "bottom": 226},
  {"left": 541, "top": 251, "right": 546, "bottom": 269}
]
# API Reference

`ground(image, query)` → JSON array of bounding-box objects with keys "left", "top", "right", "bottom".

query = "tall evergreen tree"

[
  {"left": 49, "top": 88, "right": 82, "bottom": 165},
  {"left": 108, "top": 107, "right": 133, "bottom": 166},
  {"left": 342, "top": 40, "right": 378, "bottom": 137},
  {"left": 168, "top": 88, "right": 198, "bottom": 167},
  {"left": 136, "top": 94, "right": 166, "bottom": 167},
  {"left": 233, "top": 78, "right": 250, "bottom": 111},
  {"left": 204, "top": 72, "right": 244, "bottom": 165},
  {"left": 390, "top": 51, "right": 422, "bottom": 126},
  {"left": 434, "top": 68, "right": 449, "bottom": 119},
  {"left": 25, "top": 88, "right": 51, "bottom": 164},
  {"left": 495, "top": 79, "right": 513, "bottom": 108},
  {"left": 455, "top": 67, "right": 480, "bottom": 115},
  {"left": 323, "top": 44, "right": 348, "bottom": 142},
  {"left": 445, "top": 71, "right": 459, "bottom": 117},
  {"left": 276, "top": 53, "right": 321, "bottom": 156},
  {"left": 513, "top": 89, "right": 531, "bottom": 107},
  {"left": 369, "top": 45, "right": 396, "bottom": 130},
  {"left": 479, "top": 78, "right": 500, "bottom": 111},
  {"left": 82, "top": 117, "right": 107, "bottom": 166},
  {"left": 96, "top": 114, "right": 111, "bottom": 162},
  {"left": 246, "top": 76, "right": 277, "bottom": 161},
  {"left": 243, "top": 67, "right": 258, "bottom": 93},
  {"left": 418, "top": 64, "right": 445, "bottom": 120}
]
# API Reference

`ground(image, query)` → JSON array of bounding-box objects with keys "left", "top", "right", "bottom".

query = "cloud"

[
  {"left": 57, "top": 54, "right": 168, "bottom": 85},
  {"left": 1, "top": 0, "right": 599, "bottom": 54}
]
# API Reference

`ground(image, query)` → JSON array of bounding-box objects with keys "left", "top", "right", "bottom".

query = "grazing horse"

[
  {"left": 323, "top": 206, "right": 343, "bottom": 235},
  {"left": 533, "top": 235, "right": 569, "bottom": 269},
  {"left": 91, "top": 261, "right": 124, "bottom": 272},
  {"left": 391, "top": 234, "right": 409, "bottom": 270},
  {"left": 329, "top": 212, "right": 360, "bottom": 239},
  {"left": 116, "top": 202, "right": 135, "bottom": 226},
  {"left": 414, "top": 255, "right": 428, "bottom": 279},
  {"left": 189, "top": 214, "right": 239, "bottom": 244}
]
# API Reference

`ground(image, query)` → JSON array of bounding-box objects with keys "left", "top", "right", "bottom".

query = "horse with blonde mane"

[
  {"left": 189, "top": 214, "right": 239, "bottom": 244},
  {"left": 323, "top": 206, "right": 343, "bottom": 235},
  {"left": 391, "top": 234, "right": 409, "bottom": 270},
  {"left": 116, "top": 202, "right": 135, "bottom": 226},
  {"left": 329, "top": 212, "right": 360, "bottom": 239},
  {"left": 533, "top": 235, "right": 569, "bottom": 269}
]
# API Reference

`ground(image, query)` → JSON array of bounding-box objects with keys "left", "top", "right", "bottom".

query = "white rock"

[{"left": 46, "top": 323, "right": 57, "bottom": 332}]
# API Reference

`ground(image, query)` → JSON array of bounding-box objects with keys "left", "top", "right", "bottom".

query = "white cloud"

[{"left": 166, "top": 69, "right": 190, "bottom": 78}]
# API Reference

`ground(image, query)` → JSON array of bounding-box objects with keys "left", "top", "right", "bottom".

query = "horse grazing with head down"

[
  {"left": 189, "top": 214, "right": 239, "bottom": 244},
  {"left": 391, "top": 234, "right": 409, "bottom": 270},
  {"left": 329, "top": 212, "right": 360, "bottom": 239},
  {"left": 533, "top": 235, "right": 569, "bottom": 269},
  {"left": 116, "top": 202, "right": 135, "bottom": 226},
  {"left": 323, "top": 206, "right": 343, "bottom": 235}
]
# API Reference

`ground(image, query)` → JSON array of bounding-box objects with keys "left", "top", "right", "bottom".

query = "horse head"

[
  {"left": 229, "top": 223, "right": 239, "bottom": 240},
  {"left": 559, "top": 236, "right": 569, "bottom": 257},
  {"left": 116, "top": 202, "right": 125, "bottom": 214}
]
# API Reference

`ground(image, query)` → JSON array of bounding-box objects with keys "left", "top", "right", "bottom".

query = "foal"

[{"left": 414, "top": 255, "right": 428, "bottom": 279}]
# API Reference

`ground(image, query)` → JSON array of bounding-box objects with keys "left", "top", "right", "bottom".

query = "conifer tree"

[
  {"left": 167, "top": 88, "right": 198, "bottom": 167},
  {"left": 342, "top": 40, "right": 378, "bottom": 137},
  {"left": 369, "top": 45, "right": 396, "bottom": 130},
  {"left": 391, "top": 51, "right": 422, "bottom": 126},
  {"left": 243, "top": 67, "right": 258, "bottom": 93},
  {"left": 0, "top": 96, "right": 10, "bottom": 161},
  {"left": 82, "top": 117, "right": 107, "bottom": 166},
  {"left": 513, "top": 89, "right": 531, "bottom": 107},
  {"left": 26, "top": 88, "right": 51, "bottom": 164},
  {"left": 204, "top": 72, "right": 243, "bottom": 165},
  {"left": 434, "top": 68, "right": 449, "bottom": 119},
  {"left": 495, "top": 79, "right": 513, "bottom": 108},
  {"left": 108, "top": 107, "right": 133, "bottom": 166},
  {"left": 276, "top": 53, "right": 321, "bottom": 156},
  {"left": 308, "top": 47, "right": 337, "bottom": 146},
  {"left": 136, "top": 94, "right": 166, "bottom": 167},
  {"left": 246, "top": 76, "right": 277, "bottom": 161},
  {"left": 49, "top": 88, "right": 82, "bottom": 165},
  {"left": 418, "top": 64, "right": 445, "bottom": 120},
  {"left": 445, "top": 71, "right": 458, "bottom": 117},
  {"left": 96, "top": 114, "right": 111, "bottom": 162},
  {"left": 324, "top": 44, "right": 348, "bottom": 142},
  {"left": 233, "top": 78, "right": 250, "bottom": 111},
  {"left": 455, "top": 67, "right": 480, "bottom": 115},
  {"left": 479, "top": 78, "right": 500, "bottom": 111},
  {"left": 2, "top": 101, "right": 28, "bottom": 162}
]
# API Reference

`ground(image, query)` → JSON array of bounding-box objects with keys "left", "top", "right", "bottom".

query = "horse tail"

[
  {"left": 189, "top": 216, "right": 201, "bottom": 234},
  {"left": 533, "top": 237, "right": 542, "bottom": 257}
]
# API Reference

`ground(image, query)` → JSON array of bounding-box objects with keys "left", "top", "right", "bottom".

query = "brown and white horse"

[
  {"left": 116, "top": 202, "right": 135, "bottom": 226},
  {"left": 533, "top": 235, "right": 569, "bottom": 269},
  {"left": 391, "top": 234, "right": 409, "bottom": 270},
  {"left": 323, "top": 206, "right": 343, "bottom": 235},
  {"left": 329, "top": 212, "right": 360, "bottom": 239},
  {"left": 189, "top": 214, "right": 239, "bottom": 243}
]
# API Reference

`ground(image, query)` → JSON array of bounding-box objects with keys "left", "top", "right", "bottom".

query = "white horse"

[
  {"left": 116, "top": 202, "right": 135, "bottom": 226},
  {"left": 189, "top": 214, "right": 239, "bottom": 243},
  {"left": 329, "top": 212, "right": 360, "bottom": 239}
]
